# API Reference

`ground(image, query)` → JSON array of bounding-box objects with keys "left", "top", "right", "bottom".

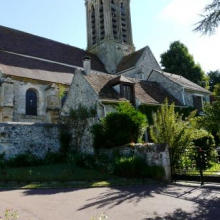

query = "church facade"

[{"left": 0, "top": 0, "right": 211, "bottom": 124}]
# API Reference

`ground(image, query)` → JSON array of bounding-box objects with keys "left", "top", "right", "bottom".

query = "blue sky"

[{"left": 1, "top": 0, "right": 219, "bottom": 72}]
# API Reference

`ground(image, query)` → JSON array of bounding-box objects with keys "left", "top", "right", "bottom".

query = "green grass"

[
  {"left": 184, "top": 163, "right": 220, "bottom": 176},
  {"left": 0, "top": 163, "right": 115, "bottom": 182}
]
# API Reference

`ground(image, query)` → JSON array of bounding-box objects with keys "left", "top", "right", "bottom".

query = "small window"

[
  {"left": 26, "top": 89, "right": 38, "bottom": 116},
  {"left": 121, "top": 84, "right": 134, "bottom": 103},
  {"left": 193, "top": 96, "right": 203, "bottom": 112}
]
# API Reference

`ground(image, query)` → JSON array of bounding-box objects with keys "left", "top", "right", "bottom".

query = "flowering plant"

[{"left": 0, "top": 209, "right": 19, "bottom": 220}]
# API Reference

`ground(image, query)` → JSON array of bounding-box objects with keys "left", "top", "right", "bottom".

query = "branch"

[{"left": 194, "top": 0, "right": 220, "bottom": 35}]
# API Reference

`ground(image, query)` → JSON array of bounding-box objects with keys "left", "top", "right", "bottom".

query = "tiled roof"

[
  {"left": 108, "top": 75, "right": 134, "bottom": 85},
  {"left": 117, "top": 47, "right": 146, "bottom": 72},
  {"left": 84, "top": 72, "right": 183, "bottom": 105},
  {"left": 0, "top": 25, "right": 107, "bottom": 72},
  {"left": 135, "top": 81, "right": 182, "bottom": 106},
  {"left": 153, "top": 70, "right": 211, "bottom": 94},
  {"left": 0, "top": 51, "right": 75, "bottom": 84},
  {"left": 84, "top": 72, "right": 124, "bottom": 101}
]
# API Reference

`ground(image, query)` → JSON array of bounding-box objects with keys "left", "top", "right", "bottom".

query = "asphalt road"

[{"left": 0, "top": 183, "right": 220, "bottom": 220}]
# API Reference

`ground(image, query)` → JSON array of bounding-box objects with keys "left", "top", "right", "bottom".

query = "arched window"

[
  {"left": 91, "top": 5, "right": 97, "bottom": 45},
  {"left": 99, "top": 0, "right": 105, "bottom": 40},
  {"left": 26, "top": 89, "right": 38, "bottom": 116},
  {"left": 111, "top": 0, "right": 118, "bottom": 40},
  {"left": 121, "top": 2, "right": 127, "bottom": 43}
]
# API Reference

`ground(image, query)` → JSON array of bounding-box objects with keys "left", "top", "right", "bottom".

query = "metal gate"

[{"left": 170, "top": 147, "right": 220, "bottom": 185}]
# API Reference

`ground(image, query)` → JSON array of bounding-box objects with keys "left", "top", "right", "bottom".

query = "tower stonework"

[{"left": 85, "top": 0, "right": 135, "bottom": 73}]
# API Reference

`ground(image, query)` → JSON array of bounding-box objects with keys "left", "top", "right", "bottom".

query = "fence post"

[
  {"left": 163, "top": 145, "right": 172, "bottom": 182},
  {"left": 198, "top": 148, "right": 205, "bottom": 186}
]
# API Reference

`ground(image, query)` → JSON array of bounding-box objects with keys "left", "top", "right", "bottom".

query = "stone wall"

[
  {"left": 99, "top": 143, "right": 171, "bottom": 181},
  {"left": 0, "top": 122, "right": 61, "bottom": 159}
]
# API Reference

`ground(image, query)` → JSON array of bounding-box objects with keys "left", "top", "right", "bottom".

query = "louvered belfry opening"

[
  {"left": 99, "top": 0, "right": 105, "bottom": 40},
  {"left": 121, "top": 2, "right": 127, "bottom": 43},
  {"left": 91, "top": 5, "right": 97, "bottom": 45},
  {"left": 111, "top": 0, "right": 118, "bottom": 40}
]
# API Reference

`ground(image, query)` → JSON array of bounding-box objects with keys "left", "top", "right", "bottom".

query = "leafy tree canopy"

[
  {"left": 194, "top": 0, "right": 220, "bottom": 35},
  {"left": 160, "top": 41, "right": 207, "bottom": 86},
  {"left": 198, "top": 99, "right": 220, "bottom": 137},
  {"left": 208, "top": 70, "right": 220, "bottom": 92},
  {"left": 150, "top": 100, "right": 209, "bottom": 152}
]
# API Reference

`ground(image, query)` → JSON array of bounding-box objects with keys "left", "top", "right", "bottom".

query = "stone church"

[{"left": 0, "top": 0, "right": 211, "bottom": 124}]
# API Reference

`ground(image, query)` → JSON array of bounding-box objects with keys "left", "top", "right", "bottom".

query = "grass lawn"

[
  {"left": 0, "top": 163, "right": 115, "bottom": 182},
  {"left": 0, "top": 164, "right": 157, "bottom": 189}
]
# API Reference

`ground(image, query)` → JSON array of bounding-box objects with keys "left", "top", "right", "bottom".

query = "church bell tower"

[{"left": 85, "top": 0, "right": 135, "bottom": 73}]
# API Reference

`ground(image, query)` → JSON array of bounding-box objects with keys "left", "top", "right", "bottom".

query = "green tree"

[
  {"left": 208, "top": 70, "right": 220, "bottom": 92},
  {"left": 213, "top": 83, "right": 220, "bottom": 96},
  {"left": 150, "top": 100, "right": 209, "bottom": 152},
  {"left": 92, "top": 102, "right": 148, "bottom": 149},
  {"left": 160, "top": 41, "right": 207, "bottom": 85},
  {"left": 194, "top": 0, "right": 220, "bottom": 35},
  {"left": 198, "top": 99, "right": 220, "bottom": 137}
]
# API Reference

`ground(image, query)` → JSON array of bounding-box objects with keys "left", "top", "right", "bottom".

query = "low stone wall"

[
  {"left": 99, "top": 143, "right": 171, "bottom": 181},
  {"left": 0, "top": 122, "right": 61, "bottom": 158}
]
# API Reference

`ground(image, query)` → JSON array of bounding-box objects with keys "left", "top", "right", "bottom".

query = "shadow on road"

[{"left": 76, "top": 183, "right": 220, "bottom": 220}]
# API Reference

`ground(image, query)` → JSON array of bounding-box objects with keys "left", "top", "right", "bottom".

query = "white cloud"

[{"left": 157, "top": 0, "right": 209, "bottom": 25}]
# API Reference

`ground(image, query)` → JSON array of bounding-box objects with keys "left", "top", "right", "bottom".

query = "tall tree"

[
  {"left": 208, "top": 70, "right": 220, "bottom": 92},
  {"left": 194, "top": 0, "right": 220, "bottom": 35},
  {"left": 160, "top": 41, "right": 207, "bottom": 85}
]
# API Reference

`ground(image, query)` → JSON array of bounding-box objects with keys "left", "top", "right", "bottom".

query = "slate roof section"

[
  {"left": 0, "top": 25, "right": 107, "bottom": 73},
  {"left": 117, "top": 47, "right": 146, "bottom": 72},
  {"left": 152, "top": 70, "right": 211, "bottom": 94}
]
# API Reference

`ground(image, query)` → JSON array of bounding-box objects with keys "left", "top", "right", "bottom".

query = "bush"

[
  {"left": 0, "top": 152, "right": 6, "bottom": 169},
  {"left": 44, "top": 151, "right": 66, "bottom": 164},
  {"left": 113, "top": 156, "right": 165, "bottom": 179},
  {"left": 92, "top": 102, "right": 148, "bottom": 149},
  {"left": 74, "top": 152, "right": 96, "bottom": 169},
  {"left": 6, "top": 152, "right": 42, "bottom": 168}
]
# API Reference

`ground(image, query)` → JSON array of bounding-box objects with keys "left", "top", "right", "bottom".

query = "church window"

[
  {"left": 26, "top": 89, "right": 38, "bottom": 116},
  {"left": 121, "top": 2, "right": 127, "bottom": 43},
  {"left": 99, "top": 0, "right": 105, "bottom": 40},
  {"left": 91, "top": 5, "right": 97, "bottom": 45},
  {"left": 111, "top": 0, "right": 118, "bottom": 40}
]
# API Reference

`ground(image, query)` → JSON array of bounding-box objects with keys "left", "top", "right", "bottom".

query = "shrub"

[
  {"left": 44, "top": 151, "right": 66, "bottom": 164},
  {"left": 74, "top": 152, "right": 96, "bottom": 169},
  {"left": 0, "top": 152, "right": 6, "bottom": 169},
  {"left": 92, "top": 102, "right": 148, "bottom": 149},
  {"left": 6, "top": 152, "right": 42, "bottom": 168},
  {"left": 113, "top": 156, "right": 165, "bottom": 179}
]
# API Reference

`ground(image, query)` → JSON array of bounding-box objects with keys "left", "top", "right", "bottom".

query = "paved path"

[{"left": 0, "top": 183, "right": 220, "bottom": 220}]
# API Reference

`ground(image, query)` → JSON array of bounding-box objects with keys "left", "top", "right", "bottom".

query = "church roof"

[
  {"left": 0, "top": 50, "right": 74, "bottom": 85},
  {"left": 0, "top": 25, "right": 107, "bottom": 73},
  {"left": 135, "top": 81, "right": 182, "bottom": 106},
  {"left": 84, "top": 72, "right": 125, "bottom": 101},
  {"left": 116, "top": 47, "right": 146, "bottom": 72},
  {"left": 151, "top": 70, "right": 211, "bottom": 94},
  {"left": 84, "top": 72, "right": 182, "bottom": 105}
]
